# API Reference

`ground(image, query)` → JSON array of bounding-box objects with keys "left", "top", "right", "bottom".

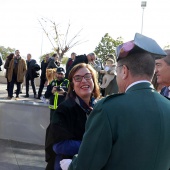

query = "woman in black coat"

[{"left": 45, "top": 63, "right": 100, "bottom": 170}]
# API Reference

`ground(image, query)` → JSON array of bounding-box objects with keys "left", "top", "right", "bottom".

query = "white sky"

[{"left": 0, "top": 0, "right": 170, "bottom": 61}]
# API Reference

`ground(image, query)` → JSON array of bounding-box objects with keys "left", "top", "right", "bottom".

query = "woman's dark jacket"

[
  {"left": 45, "top": 97, "right": 88, "bottom": 169},
  {"left": 40, "top": 59, "right": 49, "bottom": 80}
]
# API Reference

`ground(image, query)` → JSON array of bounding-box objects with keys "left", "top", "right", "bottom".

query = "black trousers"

[
  {"left": 9, "top": 75, "right": 21, "bottom": 97},
  {"left": 38, "top": 78, "right": 46, "bottom": 97},
  {"left": 25, "top": 76, "right": 36, "bottom": 95}
]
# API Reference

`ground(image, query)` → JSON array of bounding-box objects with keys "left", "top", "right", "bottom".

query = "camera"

[
  {"left": 55, "top": 86, "right": 61, "bottom": 91},
  {"left": 56, "top": 86, "right": 65, "bottom": 91}
]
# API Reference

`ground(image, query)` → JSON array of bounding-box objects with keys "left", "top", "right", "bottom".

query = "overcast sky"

[{"left": 0, "top": 0, "right": 170, "bottom": 61}]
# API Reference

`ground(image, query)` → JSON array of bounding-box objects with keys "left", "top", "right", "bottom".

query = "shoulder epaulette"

[{"left": 103, "top": 93, "right": 125, "bottom": 103}]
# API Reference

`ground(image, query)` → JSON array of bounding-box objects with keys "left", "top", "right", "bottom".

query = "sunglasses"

[{"left": 73, "top": 73, "right": 92, "bottom": 82}]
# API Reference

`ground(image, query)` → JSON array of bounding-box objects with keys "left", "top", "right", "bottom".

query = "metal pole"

[{"left": 141, "top": 7, "right": 145, "bottom": 34}]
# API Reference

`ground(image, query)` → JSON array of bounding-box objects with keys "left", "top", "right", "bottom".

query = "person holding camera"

[{"left": 44, "top": 67, "right": 69, "bottom": 122}]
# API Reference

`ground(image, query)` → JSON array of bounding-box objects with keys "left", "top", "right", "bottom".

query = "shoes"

[
  {"left": 15, "top": 96, "right": 19, "bottom": 100},
  {"left": 24, "top": 95, "right": 29, "bottom": 98},
  {"left": 34, "top": 94, "right": 37, "bottom": 98},
  {"left": 6, "top": 96, "right": 12, "bottom": 100}
]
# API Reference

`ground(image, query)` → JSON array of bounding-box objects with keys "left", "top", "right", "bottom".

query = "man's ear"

[{"left": 122, "top": 65, "right": 129, "bottom": 79}]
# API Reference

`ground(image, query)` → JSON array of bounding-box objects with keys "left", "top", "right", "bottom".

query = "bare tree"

[{"left": 39, "top": 18, "right": 87, "bottom": 61}]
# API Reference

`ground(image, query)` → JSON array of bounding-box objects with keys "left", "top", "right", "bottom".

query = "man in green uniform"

[
  {"left": 45, "top": 67, "right": 69, "bottom": 122},
  {"left": 60, "top": 33, "right": 170, "bottom": 170}
]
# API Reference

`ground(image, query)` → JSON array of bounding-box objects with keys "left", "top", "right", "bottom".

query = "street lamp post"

[{"left": 141, "top": 1, "right": 147, "bottom": 34}]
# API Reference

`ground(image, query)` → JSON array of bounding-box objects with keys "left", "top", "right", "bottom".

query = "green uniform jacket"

[{"left": 69, "top": 82, "right": 170, "bottom": 170}]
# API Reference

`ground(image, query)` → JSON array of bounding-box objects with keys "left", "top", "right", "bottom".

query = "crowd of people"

[{"left": 0, "top": 32, "right": 170, "bottom": 170}]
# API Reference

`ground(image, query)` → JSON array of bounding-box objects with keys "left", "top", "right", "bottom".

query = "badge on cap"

[{"left": 116, "top": 33, "right": 167, "bottom": 61}]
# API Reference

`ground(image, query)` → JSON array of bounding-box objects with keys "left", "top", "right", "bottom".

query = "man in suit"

[
  {"left": 155, "top": 49, "right": 170, "bottom": 99},
  {"left": 60, "top": 33, "right": 170, "bottom": 170}
]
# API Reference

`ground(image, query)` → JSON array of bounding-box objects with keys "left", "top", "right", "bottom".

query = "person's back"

[{"left": 96, "top": 84, "right": 170, "bottom": 170}]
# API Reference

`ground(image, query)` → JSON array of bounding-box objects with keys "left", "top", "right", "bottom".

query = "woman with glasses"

[{"left": 45, "top": 63, "right": 100, "bottom": 170}]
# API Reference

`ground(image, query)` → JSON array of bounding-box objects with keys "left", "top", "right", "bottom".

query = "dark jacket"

[
  {"left": 0, "top": 55, "right": 3, "bottom": 66},
  {"left": 0, "top": 55, "right": 3, "bottom": 71},
  {"left": 40, "top": 59, "right": 49, "bottom": 80},
  {"left": 47, "top": 58, "right": 60, "bottom": 69},
  {"left": 26, "top": 59, "right": 40, "bottom": 79},
  {"left": 66, "top": 58, "right": 73, "bottom": 72},
  {"left": 160, "top": 86, "right": 170, "bottom": 100},
  {"left": 65, "top": 54, "right": 87, "bottom": 78},
  {"left": 69, "top": 83, "right": 170, "bottom": 170},
  {"left": 45, "top": 97, "right": 88, "bottom": 170}
]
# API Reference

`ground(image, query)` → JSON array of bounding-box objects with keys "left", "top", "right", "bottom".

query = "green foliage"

[
  {"left": 164, "top": 44, "right": 170, "bottom": 50},
  {"left": 0, "top": 46, "right": 15, "bottom": 60},
  {"left": 94, "top": 33, "right": 123, "bottom": 62},
  {"left": 62, "top": 56, "right": 69, "bottom": 65}
]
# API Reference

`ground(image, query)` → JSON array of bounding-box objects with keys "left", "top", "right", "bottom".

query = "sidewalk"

[
  {"left": 0, "top": 139, "right": 46, "bottom": 170},
  {"left": 0, "top": 83, "right": 47, "bottom": 103},
  {"left": 0, "top": 83, "right": 48, "bottom": 169}
]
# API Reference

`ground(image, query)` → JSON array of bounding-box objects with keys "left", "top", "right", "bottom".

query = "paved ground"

[
  {"left": 0, "top": 83, "right": 48, "bottom": 169},
  {"left": 0, "top": 139, "right": 46, "bottom": 170},
  {"left": 0, "top": 83, "right": 47, "bottom": 103}
]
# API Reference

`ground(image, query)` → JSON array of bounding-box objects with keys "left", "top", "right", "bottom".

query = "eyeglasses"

[{"left": 73, "top": 73, "right": 92, "bottom": 82}]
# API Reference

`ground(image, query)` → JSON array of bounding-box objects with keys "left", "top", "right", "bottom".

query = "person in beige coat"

[
  {"left": 7, "top": 50, "right": 27, "bottom": 99},
  {"left": 100, "top": 58, "right": 116, "bottom": 89}
]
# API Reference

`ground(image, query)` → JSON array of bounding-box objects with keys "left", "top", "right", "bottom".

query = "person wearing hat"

[
  {"left": 155, "top": 49, "right": 170, "bottom": 100},
  {"left": 60, "top": 33, "right": 170, "bottom": 170},
  {"left": 44, "top": 67, "right": 69, "bottom": 122}
]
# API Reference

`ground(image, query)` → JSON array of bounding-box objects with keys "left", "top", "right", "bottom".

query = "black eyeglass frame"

[{"left": 73, "top": 73, "right": 92, "bottom": 82}]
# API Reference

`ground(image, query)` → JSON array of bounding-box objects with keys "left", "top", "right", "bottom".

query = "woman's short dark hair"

[
  {"left": 7, "top": 53, "right": 14, "bottom": 60},
  {"left": 67, "top": 63, "right": 100, "bottom": 99},
  {"left": 52, "top": 53, "right": 58, "bottom": 58}
]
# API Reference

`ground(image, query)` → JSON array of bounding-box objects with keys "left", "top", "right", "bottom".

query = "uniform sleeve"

[{"left": 68, "top": 102, "right": 113, "bottom": 170}]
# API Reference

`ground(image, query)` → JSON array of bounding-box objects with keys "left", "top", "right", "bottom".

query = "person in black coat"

[
  {"left": 65, "top": 53, "right": 96, "bottom": 79},
  {"left": 0, "top": 54, "right": 3, "bottom": 71},
  {"left": 24, "top": 53, "right": 40, "bottom": 98},
  {"left": 45, "top": 63, "right": 100, "bottom": 170},
  {"left": 47, "top": 53, "right": 60, "bottom": 69},
  {"left": 37, "top": 54, "right": 50, "bottom": 99}
]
